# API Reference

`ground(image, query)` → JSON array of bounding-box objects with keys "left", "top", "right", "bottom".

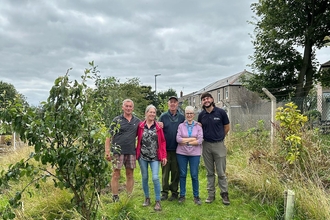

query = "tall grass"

[{"left": 227, "top": 122, "right": 330, "bottom": 220}]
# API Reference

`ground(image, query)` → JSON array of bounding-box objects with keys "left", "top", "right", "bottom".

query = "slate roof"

[
  {"left": 195, "top": 69, "right": 252, "bottom": 95},
  {"left": 320, "top": 60, "right": 330, "bottom": 68}
]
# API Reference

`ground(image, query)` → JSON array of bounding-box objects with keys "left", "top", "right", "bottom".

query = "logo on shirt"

[{"left": 214, "top": 117, "right": 221, "bottom": 121}]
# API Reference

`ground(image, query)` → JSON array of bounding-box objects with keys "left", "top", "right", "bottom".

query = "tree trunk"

[{"left": 295, "top": 40, "right": 314, "bottom": 112}]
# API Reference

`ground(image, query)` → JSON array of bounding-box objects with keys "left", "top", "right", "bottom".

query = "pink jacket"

[{"left": 136, "top": 121, "right": 167, "bottom": 161}]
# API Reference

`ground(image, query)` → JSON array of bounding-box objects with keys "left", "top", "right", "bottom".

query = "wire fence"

[{"left": 227, "top": 95, "right": 330, "bottom": 133}]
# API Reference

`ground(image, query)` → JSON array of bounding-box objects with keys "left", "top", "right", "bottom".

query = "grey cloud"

[{"left": 1, "top": 1, "right": 327, "bottom": 105}]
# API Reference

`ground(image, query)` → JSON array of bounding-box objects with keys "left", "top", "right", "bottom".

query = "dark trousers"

[{"left": 161, "top": 151, "right": 179, "bottom": 195}]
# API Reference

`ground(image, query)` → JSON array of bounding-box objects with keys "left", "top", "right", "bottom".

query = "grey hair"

[
  {"left": 185, "top": 106, "right": 194, "bottom": 112},
  {"left": 145, "top": 104, "right": 157, "bottom": 113},
  {"left": 122, "top": 99, "right": 134, "bottom": 107}
]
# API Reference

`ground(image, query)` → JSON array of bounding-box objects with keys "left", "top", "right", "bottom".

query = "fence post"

[
  {"left": 284, "top": 189, "right": 295, "bottom": 219},
  {"left": 13, "top": 132, "right": 16, "bottom": 150},
  {"left": 262, "top": 88, "right": 276, "bottom": 147}
]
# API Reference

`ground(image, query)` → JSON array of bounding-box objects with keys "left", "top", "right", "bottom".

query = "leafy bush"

[
  {"left": 275, "top": 102, "right": 308, "bottom": 164},
  {"left": 0, "top": 62, "right": 110, "bottom": 220}
]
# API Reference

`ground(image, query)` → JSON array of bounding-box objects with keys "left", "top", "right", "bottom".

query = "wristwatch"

[{"left": 186, "top": 142, "right": 190, "bottom": 146}]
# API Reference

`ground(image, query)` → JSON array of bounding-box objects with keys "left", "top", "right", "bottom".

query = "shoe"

[
  {"left": 112, "top": 195, "right": 120, "bottom": 202},
  {"left": 154, "top": 201, "right": 162, "bottom": 211},
  {"left": 143, "top": 198, "right": 151, "bottom": 207},
  {"left": 168, "top": 193, "right": 178, "bottom": 201},
  {"left": 194, "top": 196, "right": 202, "bottom": 205},
  {"left": 221, "top": 192, "right": 230, "bottom": 205},
  {"left": 178, "top": 196, "right": 185, "bottom": 203},
  {"left": 205, "top": 195, "right": 215, "bottom": 203},
  {"left": 160, "top": 193, "right": 168, "bottom": 201}
]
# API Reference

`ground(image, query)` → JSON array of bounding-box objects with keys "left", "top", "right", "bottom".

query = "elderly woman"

[
  {"left": 136, "top": 104, "right": 167, "bottom": 211},
  {"left": 176, "top": 106, "right": 203, "bottom": 205}
]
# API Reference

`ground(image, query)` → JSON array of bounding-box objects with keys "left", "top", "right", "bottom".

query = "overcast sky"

[{"left": 1, "top": 1, "right": 329, "bottom": 106}]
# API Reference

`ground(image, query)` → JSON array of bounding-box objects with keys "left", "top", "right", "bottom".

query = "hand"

[
  {"left": 161, "top": 158, "right": 167, "bottom": 166},
  {"left": 158, "top": 121, "right": 164, "bottom": 128},
  {"left": 105, "top": 153, "right": 111, "bottom": 161}
]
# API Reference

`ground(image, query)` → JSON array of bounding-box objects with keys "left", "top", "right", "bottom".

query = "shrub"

[{"left": 0, "top": 62, "right": 110, "bottom": 220}]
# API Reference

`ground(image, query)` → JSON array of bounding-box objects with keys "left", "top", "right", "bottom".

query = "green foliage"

[
  {"left": 247, "top": 0, "right": 330, "bottom": 108},
  {"left": 304, "top": 109, "right": 321, "bottom": 122},
  {"left": 135, "top": 85, "right": 156, "bottom": 118},
  {"left": 4, "top": 135, "right": 12, "bottom": 144},
  {"left": 157, "top": 88, "right": 177, "bottom": 101},
  {"left": 2, "top": 129, "right": 330, "bottom": 218},
  {"left": 0, "top": 62, "right": 110, "bottom": 220},
  {"left": 318, "top": 68, "right": 330, "bottom": 88},
  {"left": 0, "top": 81, "right": 20, "bottom": 104},
  {"left": 275, "top": 102, "right": 308, "bottom": 164},
  {"left": 227, "top": 123, "right": 330, "bottom": 219},
  {"left": 93, "top": 77, "right": 156, "bottom": 125},
  {"left": 156, "top": 88, "right": 181, "bottom": 116},
  {"left": 0, "top": 82, "right": 27, "bottom": 135}
]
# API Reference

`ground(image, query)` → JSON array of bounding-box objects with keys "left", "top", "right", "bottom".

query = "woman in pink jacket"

[
  {"left": 176, "top": 106, "right": 203, "bottom": 205},
  {"left": 136, "top": 104, "right": 167, "bottom": 211}
]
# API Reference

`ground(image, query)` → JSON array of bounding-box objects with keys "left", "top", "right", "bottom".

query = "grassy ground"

[
  {"left": 0, "top": 146, "right": 276, "bottom": 220},
  {"left": 2, "top": 128, "right": 330, "bottom": 219},
  {"left": 98, "top": 161, "right": 275, "bottom": 220}
]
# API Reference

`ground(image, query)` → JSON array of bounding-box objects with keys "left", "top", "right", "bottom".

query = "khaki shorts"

[{"left": 112, "top": 154, "right": 136, "bottom": 170}]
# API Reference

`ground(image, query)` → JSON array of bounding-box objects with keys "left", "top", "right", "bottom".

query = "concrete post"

[
  {"left": 262, "top": 88, "right": 276, "bottom": 147},
  {"left": 284, "top": 189, "right": 295, "bottom": 220}
]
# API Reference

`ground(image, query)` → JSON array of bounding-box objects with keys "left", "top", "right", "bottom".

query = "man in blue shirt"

[
  {"left": 159, "top": 96, "right": 185, "bottom": 201},
  {"left": 198, "top": 92, "right": 230, "bottom": 205}
]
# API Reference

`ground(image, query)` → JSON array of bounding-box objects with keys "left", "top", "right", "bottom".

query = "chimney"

[{"left": 180, "top": 91, "right": 183, "bottom": 97}]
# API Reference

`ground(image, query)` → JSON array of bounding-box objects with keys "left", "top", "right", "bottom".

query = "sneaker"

[
  {"left": 221, "top": 192, "right": 230, "bottom": 205},
  {"left": 112, "top": 195, "right": 120, "bottom": 202},
  {"left": 178, "top": 196, "right": 185, "bottom": 203},
  {"left": 160, "top": 193, "right": 168, "bottom": 201},
  {"left": 205, "top": 195, "right": 215, "bottom": 203},
  {"left": 143, "top": 198, "right": 151, "bottom": 207},
  {"left": 154, "top": 201, "right": 162, "bottom": 211},
  {"left": 194, "top": 196, "right": 202, "bottom": 205},
  {"left": 168, "top": 193, "right": 178, "bottom": 201}
]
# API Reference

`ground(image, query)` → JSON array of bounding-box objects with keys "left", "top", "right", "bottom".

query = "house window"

[
  {"left": 217, "top": 90, "right": 221, "bottom": 103},
  {"left": 224, "top": 87, "right": 229, "bottom": 99},
  {"left": 193, "top": 97, "right": 196, "bottom": 106}
]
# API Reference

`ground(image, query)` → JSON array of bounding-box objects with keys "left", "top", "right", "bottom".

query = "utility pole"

[{"left": 154, "top": 74, "right": 161, "bottom": 93}]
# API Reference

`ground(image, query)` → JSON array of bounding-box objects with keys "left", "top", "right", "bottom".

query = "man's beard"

[{"left": 203, "top": 101, "right": 214, "bottom": 109}]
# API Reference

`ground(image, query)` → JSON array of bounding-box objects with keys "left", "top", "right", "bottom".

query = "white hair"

[
  {"left": 122, "top": 99, "right": 134, "bottom": 107},
  {"left": 185, "top": 106, "right": 194, "bottom": 112},
  {"left": 145, "top": 104, "right": 157, "bottom": 113}
]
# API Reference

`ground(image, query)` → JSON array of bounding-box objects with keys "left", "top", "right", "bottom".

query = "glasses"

[{"left": 185, "top": 113, "right": 194, "bottom": 115}]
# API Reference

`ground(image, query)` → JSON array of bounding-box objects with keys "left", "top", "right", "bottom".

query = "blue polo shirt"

[{"left": 198, "top": 107, "right": 229, "bottom": 142}]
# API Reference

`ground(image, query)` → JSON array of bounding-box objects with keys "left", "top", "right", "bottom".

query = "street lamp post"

[{"left": 154, "top": 74, "right": 161, "bottom": 93}]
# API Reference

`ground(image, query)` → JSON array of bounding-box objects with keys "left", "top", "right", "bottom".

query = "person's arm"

[
  {"left": 224, "top": 124, "right": 230, "bottom": 136},
  {"left": 159, "top": 128, "right": 167, "bottom": 166},
  {"left": 176, "top": 123, "right": 199, "bottom": 145},
  {"left": 157, "top": 121, "right": 164, "bottom": 128},
  {"left": 187, "top": 126, "right": 203, "bottom": 146},
  {"left": 181, "top": 137, "right": 198, "bottom": 145},
  {"left": 105, "top": 137, "right": 111, "bottom": 161},
  {"left": 157, "top": 113, "right": 165, "bottom": 128}
]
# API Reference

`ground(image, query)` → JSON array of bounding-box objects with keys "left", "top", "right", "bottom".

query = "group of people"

[{"left": 104, "top": 92, "right": 230, "bottom": 211}]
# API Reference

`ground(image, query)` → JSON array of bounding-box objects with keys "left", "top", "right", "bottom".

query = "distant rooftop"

[{"left": 195, "top": 69, "right": 252, "bottom": 95}]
